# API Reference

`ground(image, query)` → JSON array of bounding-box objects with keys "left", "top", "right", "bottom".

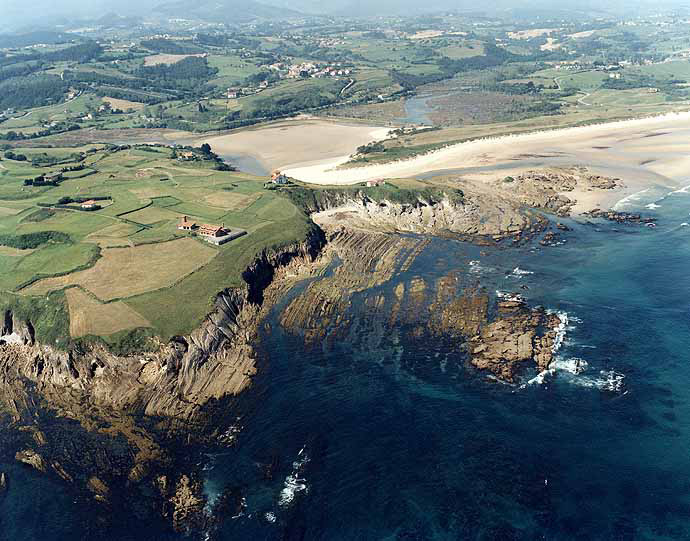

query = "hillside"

[{"left": 155, "top": 0, "right": 303, "bottom": 22}]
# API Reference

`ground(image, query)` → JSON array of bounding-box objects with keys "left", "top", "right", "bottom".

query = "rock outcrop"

[
  {"left": 0, "top": 227, "right": 326, "bottom": 530},
  {"left": 468, "top": 297, "right": 561, "bottom": 382},
  {"left": 170, "top": 475, "right": 205, "bottom": 532},
  {"left": 15, "top": 449, "right": 47, "bottom": 472},
  {"left": 584, "top": 208, "right": 656, "bottom": 224}
]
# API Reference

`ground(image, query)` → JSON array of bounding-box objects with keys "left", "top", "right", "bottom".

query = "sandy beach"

[
  {"left": 282, "top": 111, "right": 690, "bottom": 210},
  {"left": 194, "top": 118, "right": 390, "bottom": 173}
]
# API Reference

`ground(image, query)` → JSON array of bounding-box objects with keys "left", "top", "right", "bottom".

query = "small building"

[
  {"left": 271, "top": 170, "right": 288, "bottom": 184},
  {"left": 647, "top": 87, "right": 660, "bottom": 93},
  {"left": 227, "top": 87, "right": 240, "bottom": 99},
  {"left": 197, "top": 223, "right": 247, "bottom": 245},
  {"left": 177, "top": 151, "right": 196, "bottom": 161},
  {"left": 366, "top": 179, "right": 385, "bottom": 187},
  {"left": 259, "top": 80, "right": 269, "bottom": 89},
  {"left": 608, "top": 72, "right": 621, "bottom": 79},
  {"left": 80, "top": 200, "right": 98, "bottom": 209},
  {"left": 44, "top": 172, "right": 63, "bottom": 183},
  {"left": 178, "top": 215, "right": 197, "bottom": 231},
  {"left": 199, "top": 223, "right": 228, "bottom": 238}
]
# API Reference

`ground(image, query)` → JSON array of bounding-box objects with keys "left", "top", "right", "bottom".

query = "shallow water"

[{"left": 3, "top": 186, "right": 690, "bottom": 539}]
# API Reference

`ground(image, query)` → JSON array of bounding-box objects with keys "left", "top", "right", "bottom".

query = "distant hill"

[
  {"left": 154, "top": 0, "right": 304, "bottom": 23},
  {"left": 0, "top": 31, "right": 78, "bottom": 49}
]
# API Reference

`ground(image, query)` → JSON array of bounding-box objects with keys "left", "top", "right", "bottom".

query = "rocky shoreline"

[{"left": 0, "top": 169, "right": 607, "bottom": 532}]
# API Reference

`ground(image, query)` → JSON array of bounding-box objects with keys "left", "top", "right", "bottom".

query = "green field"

[{"left": 0, "top": 143, "right": 310, "bottom": 348}]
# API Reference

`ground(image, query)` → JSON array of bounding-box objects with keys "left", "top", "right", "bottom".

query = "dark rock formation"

[
  {"left": 585, "top": 209, "right": 656, "bottom": 224},
  {"left": 468, "top": 297, "right": 561, "bottom": 382},
  {"left": 15, "top": 449, "right": 47, "bottom": 472}
]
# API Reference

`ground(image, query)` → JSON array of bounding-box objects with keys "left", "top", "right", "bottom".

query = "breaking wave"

[{"left": 278, "top": 446, "right": 310, "bottom": 508}]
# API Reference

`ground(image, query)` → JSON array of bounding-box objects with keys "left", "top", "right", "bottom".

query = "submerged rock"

[
  {"left": 15, "top": 449, "right": 46, "bottom": 472},
  {"left": 170, "top": 475, "right": 205, "bottom": 532},
  {"left": 87, "top": 476, "right": 110, "bottom": 503}
]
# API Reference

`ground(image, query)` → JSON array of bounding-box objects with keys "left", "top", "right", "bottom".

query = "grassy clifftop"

[{"left": 0, "top": 144, "right": 310, "bottom": 350}]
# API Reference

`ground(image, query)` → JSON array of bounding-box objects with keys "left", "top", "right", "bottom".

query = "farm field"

[
  {"left": 0, "top": 142, "right": 310, "bottom": 345},
  {"left": 65, "top": 287, "right": 152, "bottom": 338}
]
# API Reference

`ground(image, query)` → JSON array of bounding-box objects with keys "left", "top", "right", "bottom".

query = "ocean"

[{"left": 3, "top": 184, "right": 690, "bottom": 539}]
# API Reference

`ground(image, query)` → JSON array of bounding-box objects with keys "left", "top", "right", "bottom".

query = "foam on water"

[
  {"left": 670, "top": 183, "right": 690, "bottom": 195},
  {"left": 469, "top": 260, "right": 494, "bottom": 275},
  {"left": 495, "top": 290, "right": 525, "bottom": 302},
  {"left": 510, "top": 267, "right": 534, "bottom": 277},
  {"left": 549, "top": 311, "right": 570, "bottom": 354},
  {"left": 278, "top": 446, "right": 310, "bottom": 508},
  {"left": 613, "top": 188, "right": 650, "bottom": 209},
  {"left": 574, "top": 370, "right": 626, "bottom": 393}
]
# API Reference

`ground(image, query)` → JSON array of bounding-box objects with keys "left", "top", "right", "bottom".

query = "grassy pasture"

[
  {"left": 66, "top": 287, "right": 151, "bottom": 338},
  {"left": 0, "top": 143, "right": 318, "bottom": 346},
  {"left": 24, "top": 237, "right": 217, "bottom": 301}
]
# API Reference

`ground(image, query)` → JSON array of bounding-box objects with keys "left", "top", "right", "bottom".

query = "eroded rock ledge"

[{"left": 0, "top": 227, "right": 326, "bottom": 529}]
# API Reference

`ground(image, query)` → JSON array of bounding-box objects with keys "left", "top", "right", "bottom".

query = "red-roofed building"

[
  {"left": 199, "top": 223, "right": 228, "bottom": 238},
  {"left": 178, "top": 216, "right": 197, "bottom": 231},
  {"left": 81, "top": 200, "right": 98, "bottom": 209}
]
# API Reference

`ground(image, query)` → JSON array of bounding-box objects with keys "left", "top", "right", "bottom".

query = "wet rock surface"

[
  {"left": 585, "top": 209, "right": 656, "bottom": 224},
  {"left": 468, "top": 297, "right": 561, "bottom": 382},
  {"left": 15, "top": 449, "right": 47, "bottom": 472}
]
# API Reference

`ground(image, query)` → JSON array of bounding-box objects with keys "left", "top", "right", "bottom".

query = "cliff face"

[
  {"left": 0, "top": 228, "right": 326, "bottom": 426},
  {"left": 308, "top": 188, "right": 546, "bottom": 240}
]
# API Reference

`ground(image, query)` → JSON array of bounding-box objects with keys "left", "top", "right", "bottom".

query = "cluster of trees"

[
  {"left": 0, "top": 74, "right": 68, "bottom": 110},
  {"left": 1, "top": 121, "right": 81, "bottom": 142},
  {"left": 355, "top": 141, "right": 386, "bottom": 155},
  {"left": 0, "top": 61, "right": 44, "bottom": 84},
  {"left": 0, "top": 231, "right": 70, "bottom": 250},
  {"left": 37, "top": 195, "right": 111, "bottom": 211},
  {"left": 4, "top": 150, "right": 27, "bottom": 161},
  {"left": 23, "top": 173, "right": 64, "bottom": 187},
  {"left": 140, "top": 39, "right": 204, "bottom": 55},
  {"left": 135, "top": 57, "right": 218, "bottom": 94},
  {"left": 247, "top": 83, "right": 345, "bottom": 120},
  {"left": 43, "top": 42, "right": 103, "bottom": 63},
  {"left": 392, "top": 44, "right": 517, "bottom": 92},
  {"left": 172, "top": 143, "right": 236, "bottom": 171}
]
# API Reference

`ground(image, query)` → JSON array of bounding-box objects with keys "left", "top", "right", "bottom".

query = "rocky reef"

[
  {"left": 584, "top": 208, "right": 656, "bottom": 225},
  {"left": 0, "top": 170, "right": 587, "bottom": 532}
]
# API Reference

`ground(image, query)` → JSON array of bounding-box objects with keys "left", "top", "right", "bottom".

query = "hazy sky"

[{"left": 1, "top": 0, "right": 685, "bottom": 33}]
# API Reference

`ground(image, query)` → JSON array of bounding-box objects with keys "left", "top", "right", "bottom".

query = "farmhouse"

[
  {"left": 194, "top": 221, "right": 248, "bottom": 246},
  {"left": 199, "top": 223, "right": 228, "bottom": 238},
  {"left": 366, "top": 179, "right": 385, "bottom": 187},
  {"left": 177, "top": 151, "right": 196, "bottom": 162},
  {"left": 80, "top": 200, "right": 98, "bottom": 209},
  {"left": 271, "top": 170, "right": 288, "bottom": 184},
  {"left": 45, "top": 172, "right": 64, "bottom": 183},
  {"left": 178, "top": 216, "right": 197, "bottom": 231}
]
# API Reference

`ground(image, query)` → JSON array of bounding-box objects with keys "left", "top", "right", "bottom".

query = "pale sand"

[
  {"left": 283, "top": 111, "right": 690, "bottom": 211},
  {"left": 194, "top": 119, "right": 390, "bottom": 174}
]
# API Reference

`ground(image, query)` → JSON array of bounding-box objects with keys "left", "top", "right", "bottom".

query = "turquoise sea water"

[{"left": 3, "top": 183, "right": 690, "bottom": 539}]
